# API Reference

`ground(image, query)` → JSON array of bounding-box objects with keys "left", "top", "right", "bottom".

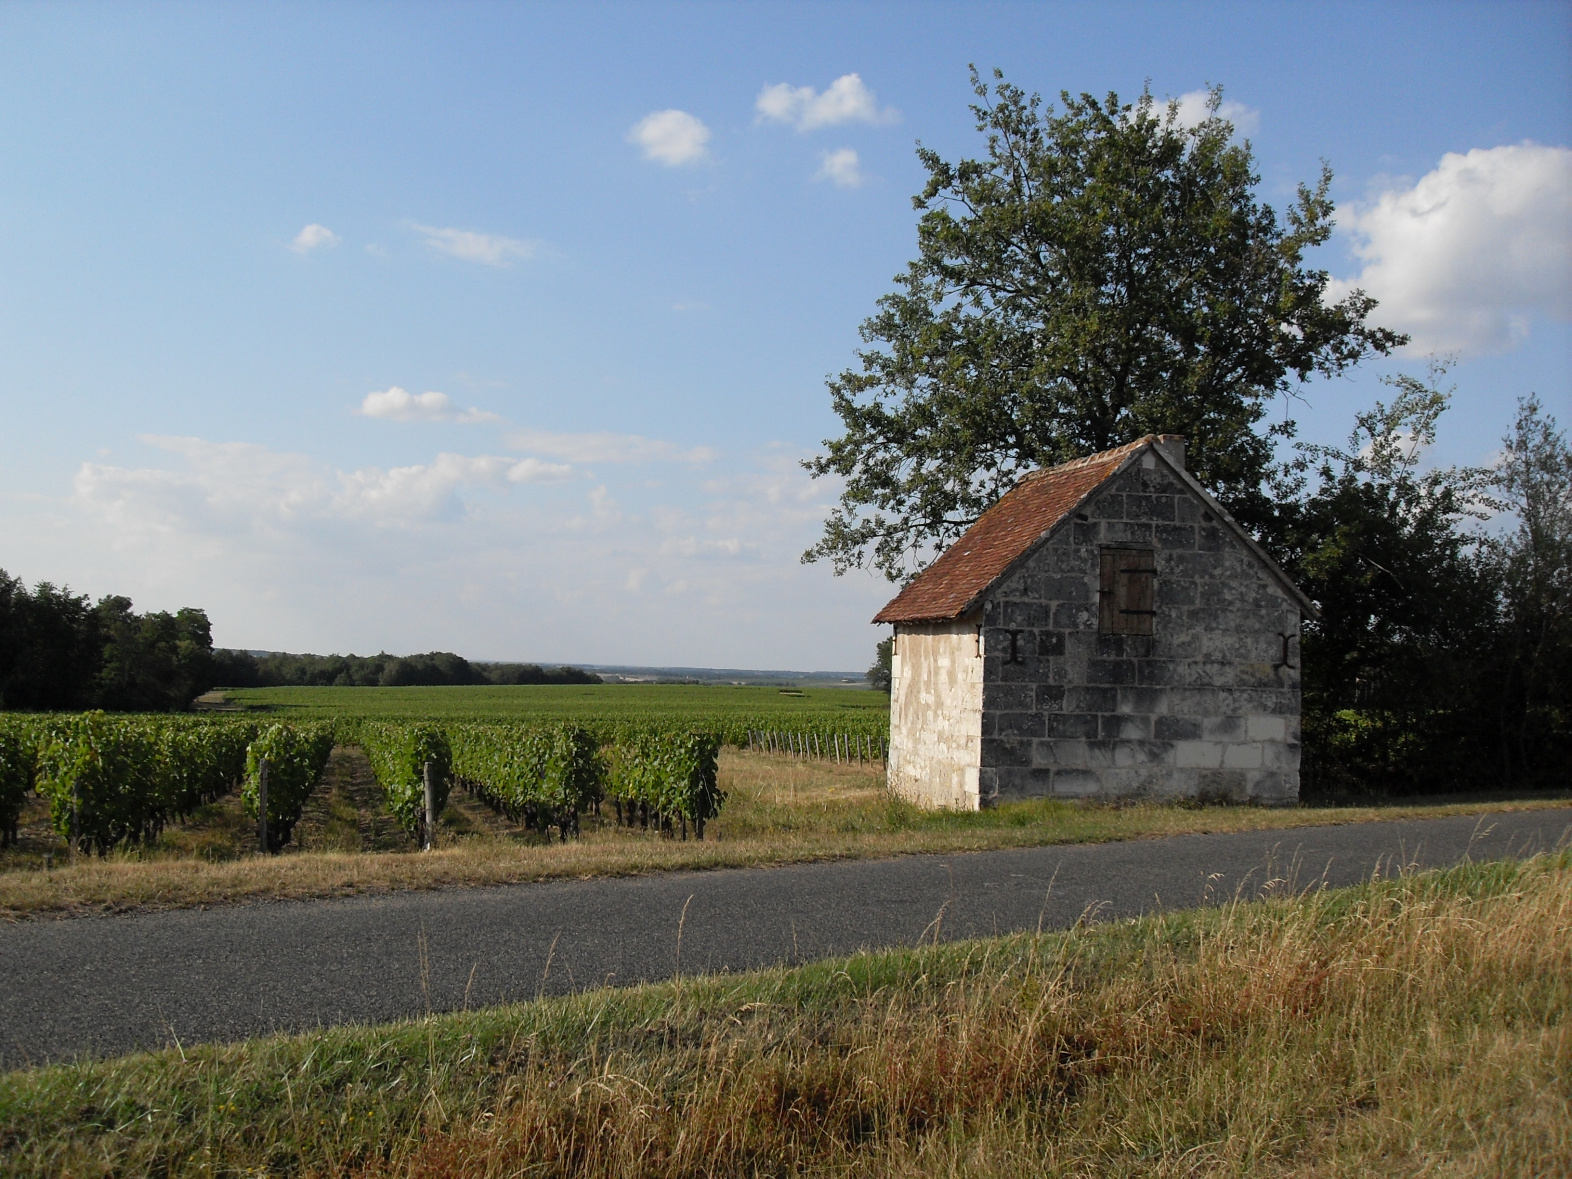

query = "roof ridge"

[
  {"left": 1019, "top": 435, "right": 1157, "bottom": 482},
  {"left": 873, "top": 432, "right": 1315, "bottom": 626}
]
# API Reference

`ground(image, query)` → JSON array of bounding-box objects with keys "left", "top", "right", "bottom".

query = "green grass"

[
  {"left": 222, "top": 682, "right": 890, "bottom": 720},
  {"left": 4, "top": 853, "right": 1567, "bottom": 1177}
]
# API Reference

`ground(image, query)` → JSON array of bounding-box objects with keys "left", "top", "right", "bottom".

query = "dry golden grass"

[
  {"left": 1, "top": 748, "right": 1567, "bottom": 921},
  {"left": 3, "top": 853, "right": 1567, "bottom": 1177}
]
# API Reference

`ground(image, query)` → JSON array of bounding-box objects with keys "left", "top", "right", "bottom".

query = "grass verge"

[
  {"left": 3, "top": 853, "right": 1567, "bottom": 1177},
  {"left": 1, "top": 749, "right": 1568, "bottom": 920}
]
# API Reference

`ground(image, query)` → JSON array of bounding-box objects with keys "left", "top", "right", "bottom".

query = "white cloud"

[
  {"left": 659, "top": 535, "right": 746, "bottom": 558},
  {"left": 628, "top": 110, "right": 711, "bottom": 166},
  {"left": 506, "top": 427, "right": 715, "bottom": 465},
  {"left": 1168, "top": 89, "right": 1259, "bottom": 134},
  {"left": 289, "top": 224, "right": 340, "bottom": 253},
  {"left": 816, "top": 148, "right": 865, "bottom": 188},
  {"left": 18, "top": 433, "right": 891, "bottom": 671},
  {"left": 335, "top": 453, "right": 518, "bottom": 521},
  {"left": 755, "top": 73, "right": 898, "bottom": 132},
  {"left": 1327, "top": 143, "right": 1572, "bottom": 354},
  {"left": 74, "top": 437, "right": 532, "bottom": 533},
  {"left": 507, "top": 457, "right": 573, "bottom": 483},
  {"left": 407, "top": 223, "right": 538, "bottom": 267},
  {"left": 359, "top": 387, "right": 501, "bottom": 424}
]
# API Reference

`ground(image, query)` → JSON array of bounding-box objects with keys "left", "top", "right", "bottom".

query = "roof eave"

[{"left": 877, "top": 607, "right": 982, "bottom": 627}]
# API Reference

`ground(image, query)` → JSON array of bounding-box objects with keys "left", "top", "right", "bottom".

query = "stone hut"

[{"left": 874, "top": 435, "right": 1316, "bottom": 810}]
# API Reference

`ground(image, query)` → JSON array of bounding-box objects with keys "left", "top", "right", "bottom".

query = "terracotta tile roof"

[{"left": 872, "top": 437, "right": 1157, "bottom": 624}]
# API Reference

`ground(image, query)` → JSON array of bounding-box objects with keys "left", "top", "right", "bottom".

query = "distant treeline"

[
  {"left": 212, "top": 649, "right": 602, "bottom": 689},
  {"left": 1, "top": 571, "right": 216, "bottom": 712},
  {"left": 1, "top": 566, "right": 601, "bottom": 711}
]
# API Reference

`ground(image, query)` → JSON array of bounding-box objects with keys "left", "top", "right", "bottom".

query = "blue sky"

[{"left": 2, "top": 1, "right": 1568, "bottom": 670}]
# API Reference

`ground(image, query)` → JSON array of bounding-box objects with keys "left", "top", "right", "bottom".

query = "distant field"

[{"left": 223, "top": 683, "right": 890, "bottom": 719}]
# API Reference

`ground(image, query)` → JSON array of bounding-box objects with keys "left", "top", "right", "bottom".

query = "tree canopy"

[
  {"left": 806, "top": 69, "right": 1403, "bottom": 581},
  {"left": 209, "top": 649, "right": 603, "bottom": 689},
  {"left": 1270, "top": 372, "right": 1570, "bottom": 793},
  {"left": 0, "top": 574, "right": 216, "bottom": 711}
]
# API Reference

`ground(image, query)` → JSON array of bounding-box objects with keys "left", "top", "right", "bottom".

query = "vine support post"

[
  {"left": 257, "top": 758, "right": 269, "bottom": 854},
  {"left": 423, "top": 760, "right": 436, "bottom": 851}
]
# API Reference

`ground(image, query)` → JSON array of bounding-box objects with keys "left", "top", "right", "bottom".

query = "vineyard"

[
  {"left": 0, "top": 692, "right": 890, "bottom": 858},
  {"left": 220, "top": 682, "right": 889, "bottom": 727}
]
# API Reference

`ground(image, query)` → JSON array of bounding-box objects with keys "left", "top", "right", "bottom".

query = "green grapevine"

[
  {"left": 30, "top": 713, "right": 258, "bottom": 854},
  {"left": 243, "top": 722, "right": 336, "bottom": 852},
  {"left": 605, "top": 730, "right": 723, "bottom": 839},
  {"left": 356, "top": 722, "right": 453, "bottom": 841},
  {"left": 447, "top": 722, "right": 602, "bottom": 841},
  {"left": 0, "top": 727, "right": 34, "bottom": 848}
]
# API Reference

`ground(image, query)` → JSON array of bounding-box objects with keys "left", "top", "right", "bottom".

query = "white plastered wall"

[{"left": 887, "top": 619, "right": 984, "bottom": 809}]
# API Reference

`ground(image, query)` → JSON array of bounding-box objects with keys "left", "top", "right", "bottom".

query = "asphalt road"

[{"left": 2, "top": 808, "right": 1567, "bottom": 1067}]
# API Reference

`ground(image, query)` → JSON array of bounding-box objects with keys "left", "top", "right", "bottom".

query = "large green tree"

[
  {"left": 806, "top": 70, "right": 1403, "bottom": 580},
  {"left": 1274, "top": 365, "right": 1500, "bottom": 792},
  {"left": 1276, "top": 371, "right": 1571, "bottom": 794},
  {"left": 0, "top": 571, "right": 219, "bottom": 712},
  {"left": 1483, "top": 395, "right": 1572, "bottom": 785}
]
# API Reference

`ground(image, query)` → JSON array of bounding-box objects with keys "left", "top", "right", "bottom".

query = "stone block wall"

[
  {"left": 888, "top": 620, "right": 984, "bottom": 808},
  {"left": 976, "top": 455, "right": 1303, "bottom": 805}
]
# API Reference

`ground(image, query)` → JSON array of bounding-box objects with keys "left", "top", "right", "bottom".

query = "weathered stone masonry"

[
  {"left": 878, "top": 436, "right": 1312, "bottom": 810},
  {"left": 976, "top": 456, "right": 1302, "bottom": 804}
]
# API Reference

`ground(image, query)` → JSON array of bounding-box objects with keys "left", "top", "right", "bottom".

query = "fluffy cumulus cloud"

[
  {"left": 816, "top": 148, "right": 865, "bottom": 189},
  {"left": 1168, "top": 89, "right": 1259, "bottom": 133},
  {"left": 359, "top": 387, "right": 501, "bottom": 424},
  {"left": 628, "top": 110, "right": 710, "bottom": 166},
  {"left": 1327, "top": 143, "right": 1572, "bottom": 354},
  {"left": 755, "top": 73, "right": 898, "bottom": 132},
  {"left": 289, "top": 223, "right": 340, "bottom": 253},
  {"left": 407, "top": 224, "right": 538, "bottom": 267}
]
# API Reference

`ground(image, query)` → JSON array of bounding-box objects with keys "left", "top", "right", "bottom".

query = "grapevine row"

[
  {"left": 349, "top": 721, "right": 725, "bottom": 842},
  {"left": 353, "top": 722, "right": 453, "bottom": 844},
  {"left": 446, "top": 722, "right": 600, "bottom": 841},
  {"left": 0, "top": 706, "right": 887, "bottom": 854},
  {"left": 604, "top": 730, "right": 723, "bottom": 839},
  {"left": 0, "top": 713, "right": 335, "bottom": 855},
  {"left": 243, "top": 722, "right": 337, "bottom": 852},
  {"left": 300, "top": 710, "right": 889, "bottom": 749}
]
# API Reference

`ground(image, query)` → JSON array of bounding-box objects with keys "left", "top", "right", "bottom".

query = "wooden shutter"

[{"left": 1099, "top": 548, "right": 1156, "bottom": 635}]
